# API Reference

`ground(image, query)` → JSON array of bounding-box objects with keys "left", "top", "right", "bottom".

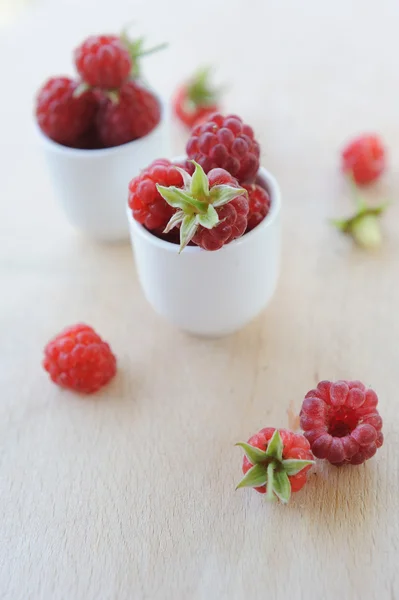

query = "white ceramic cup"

[
  {"left": 37, "top": 99, "right": 169, "bottom": 242},
  {"left": 128, "top": 166, "right": 281, "bottom": 337}
]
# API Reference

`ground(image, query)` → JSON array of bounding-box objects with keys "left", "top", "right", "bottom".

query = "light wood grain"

[{"left": 1, "top": 1, "right": 399, "bottom": 598}]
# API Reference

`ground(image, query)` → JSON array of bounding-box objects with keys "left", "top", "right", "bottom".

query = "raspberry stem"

[
  {"left": 266, "top": 462, "right": 275, "bottom": 502},
  {"left": 331, "top": 174, "right": 389, "bottom": 249}
]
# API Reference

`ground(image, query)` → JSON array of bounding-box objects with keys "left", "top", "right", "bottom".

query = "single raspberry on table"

[
  {"left": 173, "top": 67, "right": 219, "bottom": 129},
  {"left": 74, "top": 35, "right": 132, "bottom": 89},
  {"left": 300, "top": 380, "right": 383, "bottom": 466},
  {"left": 243, "top": 183, "right": 271, "bottom": 232},
  {"left": 341, "top": 134, "right": 386, "bottom": 185},
  {"left": 35, "top": 77, "right": 97, "bottom": 146},
  {"left": 96, "top": 80, "right": 161, "bottom": 147},
  {"left": 128, "top": 159, "right": 186, "bottom": 233},
  {"left": 43, "top": 324, "right": 116, "bottom": 394},
  {"left": 236, "top": 428, "right": 314, "bottom": 503},
  {"left": 156, "top": 162, "right": 249, "bottom": 251},
  {"left": 186, "top": 112, "right": 260, "bottom": 183}
]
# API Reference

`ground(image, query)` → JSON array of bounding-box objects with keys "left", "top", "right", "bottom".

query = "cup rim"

[
  {"left": 127, "top": 165, "right": 281, "bottom": 254},
  {"left": 35, "top": 93, "right": 166, "bottom": 158}
]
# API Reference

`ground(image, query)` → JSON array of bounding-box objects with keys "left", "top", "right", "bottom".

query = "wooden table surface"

[{"left": 1, "top": 1, "right": 399, "bottom": 598}]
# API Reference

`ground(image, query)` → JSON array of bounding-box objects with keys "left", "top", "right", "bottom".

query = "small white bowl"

[
  {"left": 37, "top": 98, "right": 169, "bottom": 242},
  {"left": 127, "top": 166, "right": 281, "bottom": 337}
]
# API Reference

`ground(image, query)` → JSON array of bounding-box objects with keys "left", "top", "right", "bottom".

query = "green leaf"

[
  {"left": 197, "top": 205, "right": 219, "bottom": 229},
  {"left": 265, "top": 430, "right": 283, "bottom": 461},
  {"left": 156, "top": 185, "right": 207, "bottom": 212},
  {"left": 174, "top": 167, "right": 192, "bottom": 190},
  {"left": 273, "top": 471, "right": 291, "bottom": 504},
  {"left": 190, "top": 161, "right": 210, "bottom": 198},
  {"left": 179, "top": 215, "right": 198, "bottom": 252},
  {"left": 281, "top": 459, "right": 314, "bottom": 476},
  {"left": 210, "top": 185, "right": 246, "bottom": 208},
  {"left": 235, "top": 442, "right": 268, "bottom": 465},
  {"left": 330, "top": 218, "right": 349, "bottom": 232},
  {"left": 236, "top": 464, "right": 267, "bottom": 489},
  {"left": 163, "top": 210, "right": 184, "bottom": 234}
]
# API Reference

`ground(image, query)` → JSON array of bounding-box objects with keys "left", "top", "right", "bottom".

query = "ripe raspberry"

[
  {"left": 36, "top": 77, "right": 97, "bottom": 146},
  {"left": 300, "top": 380, "right": 383, "bottom": 466},
  {"left": 129, "top": 159, "right": 185, "bottom": 232},
  {"left": 341, "top": 134, "right": 386, "bottom": 185},
  {"left": 186, "top": 112, "right": 260, "bottom": 183},
  {"left": 43, "top": 324, "right": 116, "bottom": 394},
  {"left": 243, "top": 183, "right": 271, "bottom": 232},
  {"left": 173, "top": 67, "right": 219, "bottom": 129},
  {"left": 74, "top": 35, "right": 132, "bottom": 89},
  {"left": 96, "top": 80, "right": 161, "bottom": 147},
  {"left": 236, "top": 428, "right": 314, "bottom": 503},
  {"left": 156, "top": 162, "right": 249, "bottom": 251}
]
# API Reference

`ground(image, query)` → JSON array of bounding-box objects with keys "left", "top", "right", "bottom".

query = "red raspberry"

[
  {"left": 192, "top": 169, "right": 249, "bottom": 251},
  {"left": 300, "top": 380, "right": 383, "bottom": 466},
  {"left": 341, "top": 134, "right": 386, "bottom": 185},
  {"left": 43, "top": 324, "right": 117, "bottom": 394},
  {"left": 74, "top": 35, "right": 132, "bottom": 89},
  {"left": 96, "top": 80, "right": 161, "bottom": 147},
  {"left": 186, "top": 112, "right": 260, "bottom": 183},
  {"left": 155, "top": 162, "right": 249, "bottom": 252},
  {"left": 173, "top": 68, "right": 219, "bottom": 129},
  {"left": 128, "top": 159, "right": 185, "bottom": 232},
  {"left": 243, "top": 183, "right": 271, "bottom": 232},
  {"left": 35, "top": 77, "right": 97, "bottom": 146},
  {"left": 236, "top": 428, "right": 314, "bottom": 503}
]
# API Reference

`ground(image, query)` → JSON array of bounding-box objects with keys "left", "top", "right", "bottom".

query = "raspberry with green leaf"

[
  {"left": 236, "top": 428, "right": 314, "bottom": 503},
  {"left": 173, "top": 67, "right": 220, "bottom": 129},
  {"left": 156, "top": 162, "right": 249, "bottom": 252}
]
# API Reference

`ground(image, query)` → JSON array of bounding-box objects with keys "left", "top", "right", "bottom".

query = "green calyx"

[
  {"left": 235, "top": 430, "right": 314, "bottom": 504},
  {"left": 331, "top": 175, "right": 389, "bottom": 249},
  {"left": 120, "top": 30, "right": 167, "bottom": 79},
  {"left": 186, "top": 67, "right": 219, "bottom": 108},
  {"left": 156, "top": 161, "right": 246, "bottom": 252}
]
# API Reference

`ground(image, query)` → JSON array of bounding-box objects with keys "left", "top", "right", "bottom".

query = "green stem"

[
  {"left": 136, "top": 42, "right": 168, "bottom": 58},
  {"left": 266, "top": 462, "right": 275, "bottom": 502}
]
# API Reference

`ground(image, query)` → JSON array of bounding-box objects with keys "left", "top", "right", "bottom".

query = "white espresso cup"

[
  {"left": 37, "top": 98, "right": 169, "bottom": 242},
  {"left": 127, "top": 165, "right": 281, "bottom": 337}
]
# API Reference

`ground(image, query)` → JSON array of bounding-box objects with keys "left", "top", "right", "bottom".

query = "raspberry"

[
  {"left": 300, "top": 380, "right": 383, "bottom": 466},
  {"left": 236, "top": 428, "right": 314, "bottom": 503},
  {"left": 35, "top": 77, "right": 97, "bottom": 146},
  {"left": 43, "top": 324, "right": 116, "bottom": 394},
  {"left": 243, "top": 183, "right": 271, "bottom": 232},
  {"left": 128, "top": 159, "right": 185, "bottom": 232},
  {"left": 173, "top": 68, "right": 219, "bottom": 129},
  {"left": 74, "top": 35, "right": 132, "bottom": 89},
  {"left": 96, "top": 80, "right": 161, "bottom": 147},
  {"left": 341, "top": 134, "right": 386, "bottom": 185},
  {"left": 186, "top": 112, "right": 260, "bottom": 183},
  {"left": 156, "top": 162, "right": 249, "bottom": 251}
]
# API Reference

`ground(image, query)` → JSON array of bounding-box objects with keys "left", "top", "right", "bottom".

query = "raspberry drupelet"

[{"left": 300, "top": 380, "right": 383, "bottom": 466}]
